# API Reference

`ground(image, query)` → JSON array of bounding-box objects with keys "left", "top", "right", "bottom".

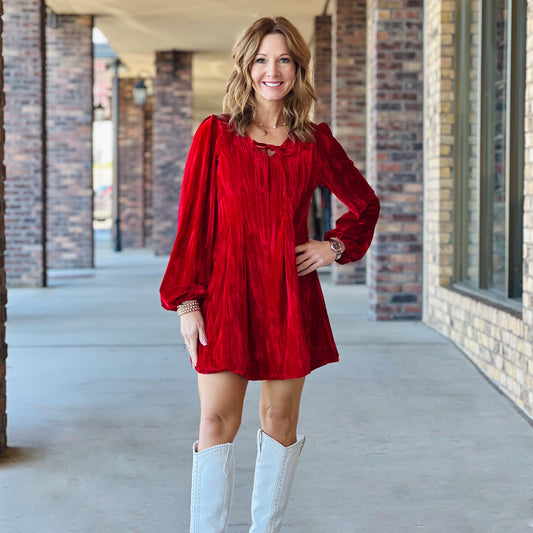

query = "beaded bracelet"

[{"left": 177, "top": 300, "right": 201, "bottom": 316}]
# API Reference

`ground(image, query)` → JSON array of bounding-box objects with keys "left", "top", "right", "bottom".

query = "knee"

[
  {"left": 260, "top": 405, "right": 297, "bottom": 445},
  {"left": 200, "top": 410, "right": 242, "bottom": 442}
]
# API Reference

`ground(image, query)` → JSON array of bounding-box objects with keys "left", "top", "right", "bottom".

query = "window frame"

[{"left": 453, "top": 0, "right": 525, "bottom": 305}]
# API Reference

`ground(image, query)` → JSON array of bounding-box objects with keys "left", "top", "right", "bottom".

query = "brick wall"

[
  {"left": 314, "top": 14, "right": 332, "bottom": 126},
  {"left": 423, "top": 0, "right": 454, "bottom": 297},
  {"left": 144, "top": 95, "right": 154, "bottom": 245},
  {"left": 118, "top": 78, "right": 145, "bottom": 248},
  {"left": 0, "top": 0, "right": 7, "bottom": 454},
  {"left": 46, "top": 14, "right": 94, "bottom": 269},
  {"left": 3, "top": 0, "right": 47, "bottom": 287},
  {"left": 331, "top": 0, "right": 367, "bottom": 284},
  {"left": 423, "top": 0, "right": 533, "bottom": 417},
  {"left": 366, "top": 0, "right": 424, "bottom": 320},
  {"left": 522, "top": 0, "right": 533, "bottom": 415},
  {"left": 311, "top": 15, "right": 332, "bottom": 241},
  {"left": 524, "top": 0, "right": 533, "bottom": 335},
  {"left": 152, "top": 51, "right": 193, "bottom": 256}
]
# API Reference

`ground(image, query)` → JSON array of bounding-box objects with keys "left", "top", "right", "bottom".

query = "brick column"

[
  {"left": 3, "top": 0, "right": 47, "bottom": 287},
  {"left": 118, "top": 78, "right": 145, "bottom": 248},
  {"left": 144, "top": 95, "right": 154, "bottom": 245},
  {"left": 0, "top": 0, "right": 8, "bottom": 454},
  {"left": 314, "top": 14, "right": 332, "bottom": 126},
  {"left": 332, "top": 0, "right": 367, "bottom": 284},
  {"left": 46, "top": 14, "right": 94, "bottom": 268},
  {"left": 311, "top": 15, "right": 333, "bottom": 241},
  {"left": 153, "top": 51, "right": 193, "bottom": 256},
  {"left": 367, "top": 0, "right": 424, "bottom": 320}
]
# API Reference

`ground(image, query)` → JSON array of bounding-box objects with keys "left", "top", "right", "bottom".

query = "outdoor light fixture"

[
  {"left": 132, "top": 78, "right": 148, "bottom": 107},
  {"left": 93, "top": 102, "right": 106, "bottom": 122},
  {"left": 132, "top": 71, "right": 153, "bottom": 107},
  {"left": 47, "top": 8, "right": 59, "bottom": 29}
]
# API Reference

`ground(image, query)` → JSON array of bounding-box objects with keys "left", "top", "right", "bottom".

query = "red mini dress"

[{"left": 160, "top": 115, "right": 380, "bottom": 380}]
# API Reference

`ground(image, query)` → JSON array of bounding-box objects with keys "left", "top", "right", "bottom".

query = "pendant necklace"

[
  {"left": 255, "top": 121, "right": 287, "bottom": 129},
  {"left": 255, "top": 121, "right": 287, "bottom": 135}
]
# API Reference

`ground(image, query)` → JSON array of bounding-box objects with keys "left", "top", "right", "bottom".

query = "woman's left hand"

[{"left": 295, "top": 239, "right": 336, "bottom": 276}]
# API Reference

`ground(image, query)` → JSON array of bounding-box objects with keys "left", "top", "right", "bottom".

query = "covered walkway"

[{"left": 1, "top": 243, "right": 532, "bottom": 532}]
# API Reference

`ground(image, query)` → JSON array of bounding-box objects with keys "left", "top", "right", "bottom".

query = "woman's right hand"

[{"left": 180, "top": 310, "right": 208, "bottom": 368}]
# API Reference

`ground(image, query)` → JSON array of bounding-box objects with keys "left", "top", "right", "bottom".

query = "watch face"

[{"left": 330, "top": 240, "right": 342, "bottom": 253}]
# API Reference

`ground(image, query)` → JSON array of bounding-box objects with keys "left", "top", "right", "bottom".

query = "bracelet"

[{"left": 177, "top": 300, "right": 201, "bottom": 316}]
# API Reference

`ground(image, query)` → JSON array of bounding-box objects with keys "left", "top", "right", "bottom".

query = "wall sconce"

[
  {"left": 132, "top": 71, "right": 153, "bottom": 107},
  {"left": 93, "top": 102, "right": 107, "bottom": 122},
  {"left": 47, "top": 8, "right": 59, "bottom": 29},
  {"left": 132, "top": 78, "right": 148, "bottom": 107}
]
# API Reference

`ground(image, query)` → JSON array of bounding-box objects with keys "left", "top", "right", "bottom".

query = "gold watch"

[{"left": 328, "top": 239, "right": 343, "bottom": 261}]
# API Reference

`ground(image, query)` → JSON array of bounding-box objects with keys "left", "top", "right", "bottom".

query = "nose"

[{"left": 266, "top": 60, "right": 280, "bottom": 77}]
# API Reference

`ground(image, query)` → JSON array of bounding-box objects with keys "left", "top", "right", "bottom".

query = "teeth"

[{"left": 264, "top": 82, "right": 282, "bottom": 87}]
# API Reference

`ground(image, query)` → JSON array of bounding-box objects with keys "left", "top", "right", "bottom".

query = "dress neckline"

[
  {"left": 246, "top": 133, "right": 291, "bottom": 148},
  {"left": 245, "top": 133, "right": 297, "bottom": 156}
]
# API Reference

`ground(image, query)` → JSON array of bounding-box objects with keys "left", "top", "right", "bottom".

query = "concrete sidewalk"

[{"left": 1, "top": 246, "right": 533, "bottom": 533}]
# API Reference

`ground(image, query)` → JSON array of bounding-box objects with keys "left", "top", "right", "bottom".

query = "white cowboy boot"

[
  {"left": 190, "top": 441, "right": 235, "bottom": 533},
  {"left": 249, "top": 430, "right": 305, "bottom": 533}
]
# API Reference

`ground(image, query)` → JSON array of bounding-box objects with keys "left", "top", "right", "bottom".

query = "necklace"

[{"left": 255, "top": 121, "right": 287, "bottom": 129}]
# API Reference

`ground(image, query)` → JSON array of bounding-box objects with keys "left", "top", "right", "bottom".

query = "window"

[{"left": 454, "top": 0, "right": 525, "bottom": 303}]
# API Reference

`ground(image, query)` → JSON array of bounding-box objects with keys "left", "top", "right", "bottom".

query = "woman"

[{"left": 160, "top": 16, "right": 380, "bottom": 533}]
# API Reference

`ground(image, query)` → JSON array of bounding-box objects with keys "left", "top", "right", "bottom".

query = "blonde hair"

[{"left": 223, "top": 17, "right": 316, "bottom": 142}]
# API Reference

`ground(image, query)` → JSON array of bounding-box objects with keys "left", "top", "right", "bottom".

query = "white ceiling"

[{"left": 46, "top": 0, "right": 327, "bottom": 122}]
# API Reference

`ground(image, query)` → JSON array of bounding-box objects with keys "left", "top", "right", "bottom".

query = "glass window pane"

[
  {"left": 455, "top": 0, "right": 524, "bottom": 304},
  {"left": 489, "top": 0, "right": 508, "bottom": 293}
]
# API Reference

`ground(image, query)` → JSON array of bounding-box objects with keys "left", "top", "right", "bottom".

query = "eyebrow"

[{"left": 255, "top": 53, "right": 291, "bottom": 57}]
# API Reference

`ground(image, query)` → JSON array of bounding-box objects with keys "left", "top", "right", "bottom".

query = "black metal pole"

[{"left": 112, "top": 58, "right": 121, "bottom": 252}]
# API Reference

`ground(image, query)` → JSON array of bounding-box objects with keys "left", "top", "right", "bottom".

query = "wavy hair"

[{"left": 222, "top": 17, "right": 316, "bottom": 142}]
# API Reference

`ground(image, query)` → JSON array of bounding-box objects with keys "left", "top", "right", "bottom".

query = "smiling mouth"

[{"left": 263, "top": 82, "right": 283, "bottom": 87}]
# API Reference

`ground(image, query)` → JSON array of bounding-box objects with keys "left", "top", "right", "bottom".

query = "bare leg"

[
  {"left": 250, "top": 377, "right": 306, "bottom": 532},
  {"left": 259, "top": 377, "right": 305, "bottom": 446},
  {"left": 197, "top": 371, "right": 248, "bottom": 451}
]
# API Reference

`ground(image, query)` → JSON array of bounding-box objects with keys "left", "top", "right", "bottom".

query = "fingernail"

[{"left": 201, "top": 340, "right": 207, "bottom": 346}]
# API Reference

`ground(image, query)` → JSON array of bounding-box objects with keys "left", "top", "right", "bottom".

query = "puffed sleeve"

[
  {"left": 314, "top": 122, "right": 380, "bottom": 264},
  {"left": 159, "top": 115, "right": 219, "bottom": 310}
]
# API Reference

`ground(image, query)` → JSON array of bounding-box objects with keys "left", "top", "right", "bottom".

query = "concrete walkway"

[{"left": 1, "top": 245, "right": 533, "bottom": 533}]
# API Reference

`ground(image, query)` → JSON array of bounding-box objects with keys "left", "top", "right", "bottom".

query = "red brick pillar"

[
  {"left": 3, "top": 0, "right": 47, "bottom": 287},
  {"left": 367, "top": 0, "right": 424, "bottom": 320},
  {"left": 332, "top": 0, "right": 367, "bottom": 284},
  {"left": 144, "top": 95, "right": 154, "bottom": 245},
  {"left": 153, "top": 51, "right": 193, "bottom": 256},
  {"left": 0, "top": 0, "right": 8, "bottom": 454},
  {"left": 118, "top": 78, "right": 145, "bottom": 248},
  {"left": 314, "top": 14, "right": 332, "bottom": 126},
  {"left": 46, "top": 14, "right": 94, "bottom": 268},
  {"left": 311, "top": 14, "right": 333, "bottom": 242}
]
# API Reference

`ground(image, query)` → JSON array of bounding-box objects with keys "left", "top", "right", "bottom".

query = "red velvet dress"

[{"left": 160, "top": 115, "right": 379, "bottom": 380}]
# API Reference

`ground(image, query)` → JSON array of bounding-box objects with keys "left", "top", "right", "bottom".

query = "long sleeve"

[
  {"left": 159, "top": 115, "right": 219, "bottom": 310},
  {"left": 314, "top": 122, "right": 380, "bottom": 265}
]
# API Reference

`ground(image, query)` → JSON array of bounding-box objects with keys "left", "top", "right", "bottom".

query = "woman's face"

[{"left": 250, "top": 33, "right": 296, "bottom": 105}]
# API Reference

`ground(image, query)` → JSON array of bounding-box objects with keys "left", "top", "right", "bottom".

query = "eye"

[
  {"left": 255, "top": 57, "right": 266, "bottom": 64},
  {"left": 280, "top": 57, "right": 291, "bottom": 64}
]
